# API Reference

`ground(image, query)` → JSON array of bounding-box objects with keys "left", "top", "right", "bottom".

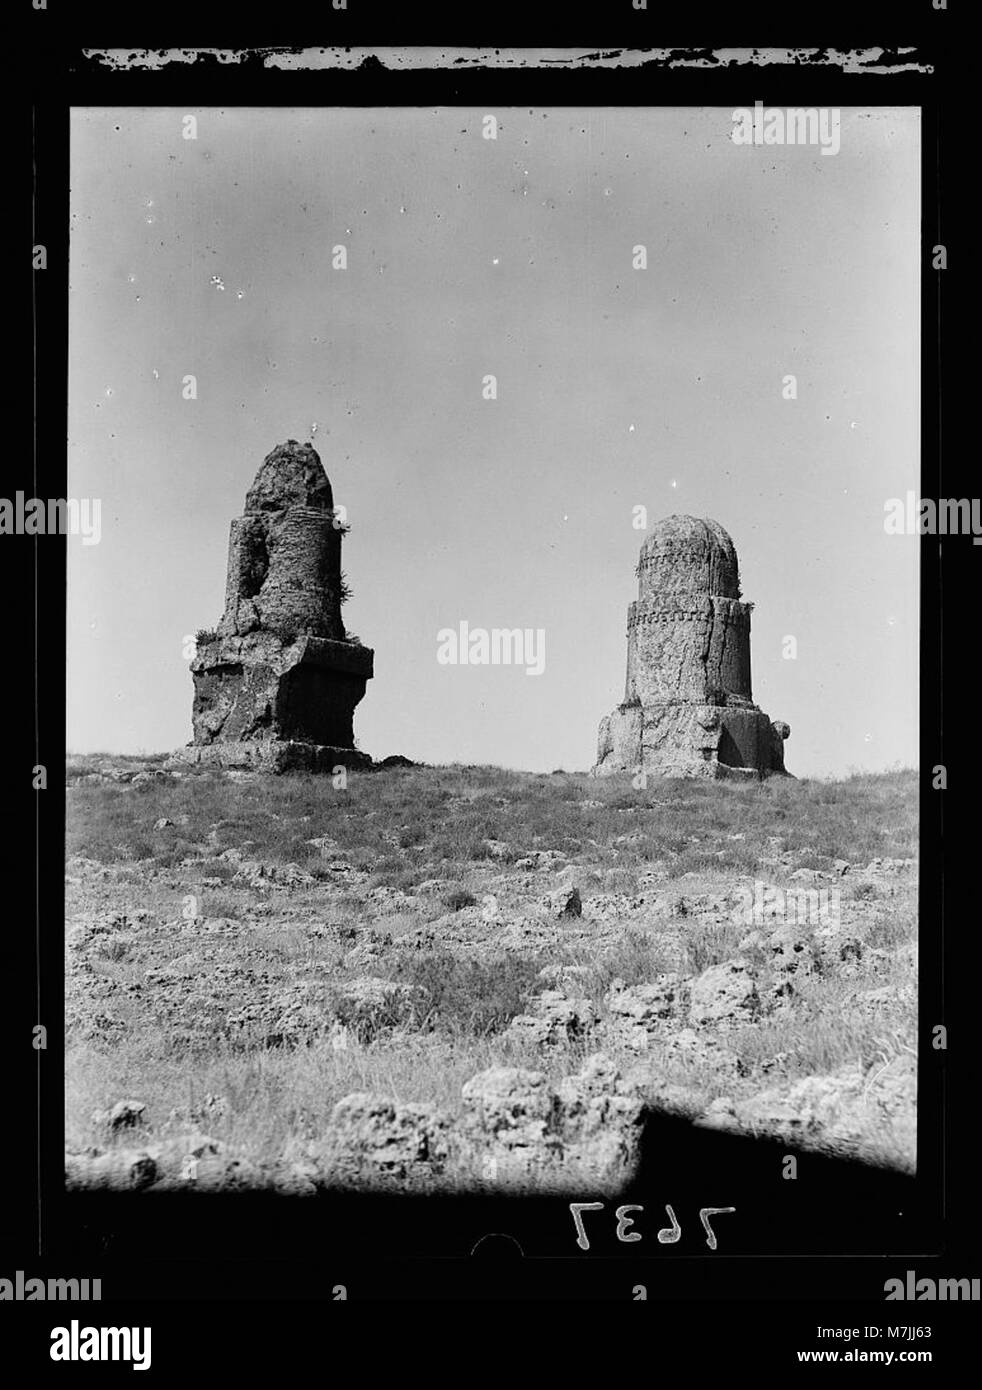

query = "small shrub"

[
  {"left": 442, "top": 887, "right": 477, "bottom": 911},
  {"left": 306, "top": 859, "right": 340, "bottom": 881},
  {"left": 202, "top": 892, "right": 239, "bottom": 919},
  {"left": 590, "top": 932, "right": 676, "bottom": 990},
  {"left": 389, "top": 950, "right": 545, "bottom": 1037},
  {"left": 328, "top": 988, "right": 412, "bottom": 1045},
  {"left": 683, "top": 921, "right": 744, "bottom": 975},
  {"left": 601, "top": 867, "right": 641, "bottom": 896},
  {"left": 370, "top": 864, "right": 429, "bottom": 891}
]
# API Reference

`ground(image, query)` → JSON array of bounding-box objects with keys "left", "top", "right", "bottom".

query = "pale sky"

[{"left": 68, "top": 106, "right": 919, "bottom": 777}]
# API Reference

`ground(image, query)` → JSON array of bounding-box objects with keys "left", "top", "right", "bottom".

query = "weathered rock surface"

[
  {"left": 460, "top": 1055, "right": 646, "bottom": 1186},
  {"left": 698, "top": 1055, "right": 916, "bottom": 1170},
  {"left": 65, "top": 1149, "right": 159, "bottom": 1191},
  {"left": 91, "top": 1099, "right": 147, "bottom": 1133},
  {"left": 688, "top": 958, "right": 760, "bottom": 1028},
  {"left": 505, "top": 989, "right": 599, "bottom": 1045},
  {"left": 319, "top": 1094, "right": 450, "bottom": 1183},
  {"left": 544, "top": 885, "right": 582, "bottom": 919}
]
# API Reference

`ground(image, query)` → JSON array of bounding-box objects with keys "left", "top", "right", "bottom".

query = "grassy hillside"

[{"left": 65, "top": 759, "right": 917, "bottom": 1192}]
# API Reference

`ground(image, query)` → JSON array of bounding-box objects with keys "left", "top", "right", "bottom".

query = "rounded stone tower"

[
  {"left": 596, "top": 514, "right": 790, "bottom": 780},
  {"left": 638, "top": 515, "right": 740, "bottom": 600},
  {"left": 626, "top": 515, "right": 754, "bottom": 708}
]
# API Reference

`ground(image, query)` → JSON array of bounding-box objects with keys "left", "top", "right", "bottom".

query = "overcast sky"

[{"left": 67, "top": 105, "right": 919, "bottom": 777}]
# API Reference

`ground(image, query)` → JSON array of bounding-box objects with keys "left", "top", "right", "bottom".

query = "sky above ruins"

[{"left": 68, "top": 105, "right": 919, "bottom": 777}]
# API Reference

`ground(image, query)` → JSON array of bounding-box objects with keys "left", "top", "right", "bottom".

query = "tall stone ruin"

[
  {"left": 174, "top": 440, "right": 374, "bottom": 772},
  {"left": 594, "top": 515, "right": 790, "bottom": 780}
]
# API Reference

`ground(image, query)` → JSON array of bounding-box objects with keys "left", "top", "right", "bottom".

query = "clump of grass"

[
  {"left": 200, "top": 891, "right": 240, "bottom": 919},
  {"left": 598, "top": 867, "right": 641, "bottom": 896},
  {"left": 327, "top": 987, "right": 414, "bottom": 1044},
  {"left": 387, "top": 950, "right": 546, "bottom": 1037},
  {"left": 193, "top": 857, "right": 237, "bottom": 881},
  {"left": 442, "top": 887, "right": 477, "bottom": 912},
  {"left": 729, "top": 991, "right": 915, "bottom": 1081},
  {"left": 299, "top": 858, "right": 335, "bottom": 881},
  {"left": 793, "top": 851, "right": 833, "bottom": 870},
  {"left": 683, "top": 920, "right": 745, "bottom": 975},
  {"left": 370, "top": 864, "right": 431, "bottom": 891},
  {"left": 864, "top": 903, "right": 916, "bottom": 952},
  {"left": 68, "top": 761, "right": 917, "bottom": 879},
  {"left": 585, "top": 931, "right": 677, "bottom": 992}
]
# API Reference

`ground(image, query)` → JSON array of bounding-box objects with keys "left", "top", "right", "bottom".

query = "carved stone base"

[
  {"left": 185, "top": 632, "right": 373, "bottom": 767},
  {"left": 594, "top": 701, "right": 791, "bottom": 780},
  {"left": 166, "top": 740, "right": 372, "bottom": 774}
]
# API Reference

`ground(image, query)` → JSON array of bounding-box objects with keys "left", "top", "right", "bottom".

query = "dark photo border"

[{"left": 10, "top": 5, "right": 973, "bottom": 1334}]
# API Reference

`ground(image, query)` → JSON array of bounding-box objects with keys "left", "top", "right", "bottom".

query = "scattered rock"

[
  {"left": 697, "top": 1055, "right": 916, "bottom": 1169},
  {"left": 660, "top": 1027, "right": 746, "bottom": 1077},
  {"left": 514, "top": 849, "right": 566, "bottom": 870},
  {"left": 91, "top": 1099, "right": 147, "bottom": 1133},
  {"left": 305, "top": 835, "right": 342, "bottom": 856},
  {"left": 544, "top": 886, "right": 582, "bottom": 919},
  {"left": 66, "top": 1149, "right": 159, "bottom": 1191},
  {"left": 865, "top": 857, "right": 916, "bottom": 875},
  {"left": 816, "top": 930, "right": 865, "bottom": 973},
  {"left": 688, "top": 959, "right": 759, "bottom": 1028},
  {"left": 767, "top": 925, "right": 821, "bottom": 978},
  {"left": 321, "top": 1094, "right": 449, "bottom": 1183},
  {"left": 462, "top": 1067, "right": 555, "bottom": 1143},
  {"left": 606, "top": 975, "right": 688, "bottom": 1029},
  {"left": 233, "top": 860, "right": 317, "bottom": 890},
  {"left": 506, "top": 991, "right": 599, "bottom": 1045},
  {"left": 131, "top": 770, "right": 172, "bottom": 786},
  {"left": 554, "top": 1054, "right": 645, "bottom": 1174},
  {"left": 537, "top": 963, "right": 592, "bottom": 988},
  {"left": 461, "top": 1057, "right": 646, "bottom": 1186}
]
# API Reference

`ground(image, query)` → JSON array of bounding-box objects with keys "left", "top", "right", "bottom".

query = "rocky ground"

[{"left": 65, "top": 755, "right": 917, "bottom": 1194}]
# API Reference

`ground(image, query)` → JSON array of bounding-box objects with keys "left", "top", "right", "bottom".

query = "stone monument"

[
  {"left": 174, "top": 440, "right": 373, "bottom": 772},
  {"left": 594, "top": 515, "right": 790, "bottom": 780}
]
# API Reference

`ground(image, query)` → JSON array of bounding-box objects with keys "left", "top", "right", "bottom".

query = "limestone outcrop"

[
  {"left": 173, "top": 440, "right": 373, "bottom": 772},
  {"left": 594, "top": 515, "right": 790, "bottom": 780}
]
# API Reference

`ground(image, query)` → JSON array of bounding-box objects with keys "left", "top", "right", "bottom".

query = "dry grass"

[
  {"left": 67, "top": 760, "right": 917, "bottom": 879},
  {"left": 65, "top": 760, "right": 918, "bottom": 1182}
]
